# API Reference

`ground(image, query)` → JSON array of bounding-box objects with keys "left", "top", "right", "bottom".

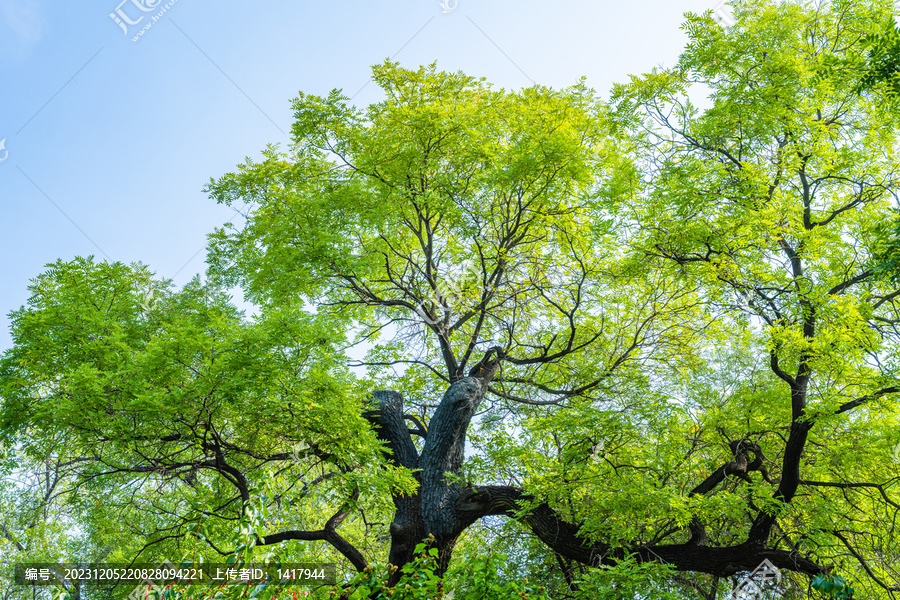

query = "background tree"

[
  {"left": 610, "top": 0, "right": 900, "bottom": 595},
  {"left": 0, "top": 259, "right": 406, "bottom": 599}
]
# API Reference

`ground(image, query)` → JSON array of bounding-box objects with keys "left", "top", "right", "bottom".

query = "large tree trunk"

[{"left": 366, "top": 376, "right": 490, "bottom": 583}]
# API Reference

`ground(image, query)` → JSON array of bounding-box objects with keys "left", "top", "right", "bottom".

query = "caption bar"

[{"left": 15, "top": 563, "right": 336, "bottom": 587}]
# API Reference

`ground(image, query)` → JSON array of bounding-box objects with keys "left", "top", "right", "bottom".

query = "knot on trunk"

[
  {"left": 727, "top": 439, "right": 771, "bottom": 481},
  {"left": 467, "top": 346, "right": 506, "bottom": 381},
  {"left": 456, "top": 487, "right": 491, "bottom": 513},
  {"left": 455, "top": 485, "right": 525, "bottom": 515}
]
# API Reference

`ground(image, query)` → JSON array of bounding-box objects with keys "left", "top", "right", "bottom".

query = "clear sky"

[{"left": 0, "top": 0, "right": 728, "bottom": 351}]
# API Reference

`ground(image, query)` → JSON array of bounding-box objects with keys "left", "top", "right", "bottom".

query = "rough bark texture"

[
  {"left": 363, "top": 390, "right": 425, "bottom": 574},
  {"left": 366, "top": 378, "right": 491, "bottom": 581},
  {"left": 364, "top": 349, "right": 502, "bottom": 582}
]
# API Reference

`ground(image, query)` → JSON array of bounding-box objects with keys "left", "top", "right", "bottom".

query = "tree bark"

[{"left": 365, "top": 352, "right": 500, "bottom": 583}]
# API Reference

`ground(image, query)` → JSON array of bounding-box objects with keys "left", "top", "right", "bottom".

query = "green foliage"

[
  {"left": 870, "top": 209, "right": 900, "bottom": 282},
  {"left": 572, "top": 556, "right": 679, "bottom": 600},
  {"left": 339, "top": 537, "right": 549, "bottom": 600},
  {"left": 811, "top": 4, "right": 900, "bottom": 103},
  {"left": 0, "top": 257, "right": 413, "bottom": 588},
  {"left": 812, "top": 574, "right": 856, "bottom": 599},
  {"left": 609, "top": 0, "right": 900, "bottom": 595},
  {"left": 856, "top": 17, "right": 900, "bottom": 96}
]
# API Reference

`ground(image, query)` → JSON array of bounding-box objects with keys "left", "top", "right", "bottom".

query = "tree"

[
  {"left": 611, "top": 0, "right": 900, "bottom": 594},
  {"left": 0, "top": 445, "right": 99, "bottom": 600},
  {"left": 200, "top": 60, "right": 715, "bottom": 583},
  {"left": 2, "top": 1, "right": 900, "bottom": 598}
]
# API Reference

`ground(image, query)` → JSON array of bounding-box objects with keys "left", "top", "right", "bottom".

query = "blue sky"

[{"left": 0, "top": 0, "right": 727, "bottom": 351}]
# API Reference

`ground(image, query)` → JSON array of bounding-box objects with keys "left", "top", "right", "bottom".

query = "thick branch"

[
  {"left": 686, "top": 439, "right": 772, "bottom": 545},
  {"left": 1, "top": 523, "right": 26, "bottom": 552},
  {"left": 835, "top": 386, "right": 900, "bottom": 415},
  {"left": 455, "top": 485, "right": 825, "bottom": 576},
  {"left": 748, "top": 420, "right": 812, "bottom": 545},
  {"left": 257, "top": 491, "right": 367, "bottom": 572},
  {"left": 419, "top": 376, "right": 491, "bottom": 544},
  {"left": 363, "top": 390, "right": 419, "bottom": 470}
]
